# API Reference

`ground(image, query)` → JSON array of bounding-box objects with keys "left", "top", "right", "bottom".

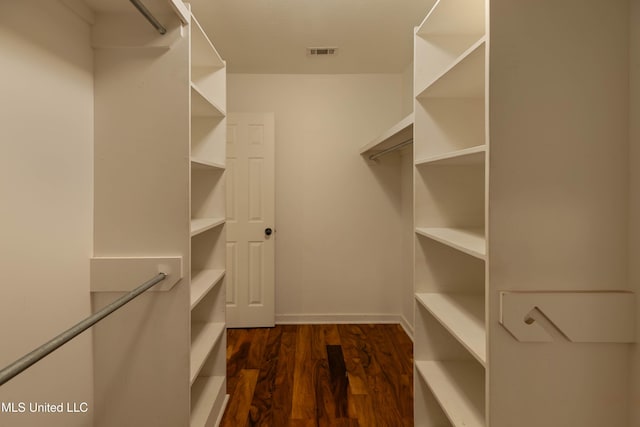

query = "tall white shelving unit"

[
  {"left": 413, "top": 1, "right": 487, "bottom": 426},
  {"left": 90, "top": 2, "right": 228, "bottom": 426},
  {"left": 188, "top": 13, "right": 228, "bottom": 427},
  {"left": 413, "top": 1, "right": 636, "bottom": 426}
]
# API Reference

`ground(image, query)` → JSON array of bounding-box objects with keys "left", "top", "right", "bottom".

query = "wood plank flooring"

[{"left": 221, "top": 324, "right": 413, "bottom": 427}]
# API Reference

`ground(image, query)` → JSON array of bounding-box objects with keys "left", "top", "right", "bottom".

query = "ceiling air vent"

[{"left": 307, "top": 47, "right": 338, "bottom": 56}]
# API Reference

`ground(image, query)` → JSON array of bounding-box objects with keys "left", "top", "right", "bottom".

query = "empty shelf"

[
  {"left": 191, "top": 157, "right": 225, "bottom": 171},
  {"left": 190, "top": 375, "right": 226, "bottom": 427},
  {"left": 416, "top": 360, "right": 485, "bottom": 427},
  {"left": 191, "top": 269, "right": 226, "bottom": 309},
  {"left": 416, "top": 38, "right": 485, "bottom": 99},
  {"left": 415, "top": 293, "right": 486, "bottom": 365},
  {"left": 191, "top": 83, "right": 226, "bottom": 117},
  {"left": 190, "top": 321, "right": 225, "bottom": 384},
  {"left": 190, "top": 217, "right": 225, "bottom": 237},
  {"left": 416, "top": 145, "right": 486, "bottom": 166},
  {"left": 415, "top": 227, "right": 486, "bottom": 259}
]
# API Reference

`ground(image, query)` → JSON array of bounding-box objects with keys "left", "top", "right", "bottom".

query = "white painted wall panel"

[
  {"left": 228, "top": 74, "right": 405, "bottom": 321},
  {"left": 0, "top": 2, "right": 93, "bottom": 425}
]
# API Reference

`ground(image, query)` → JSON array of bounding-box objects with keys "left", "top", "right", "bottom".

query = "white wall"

[
  {"left": 630, "top": 0, "right": 640, "bottom": 424},
  {"left": 0, "top": 2, "right": 93, "bottom": 426},
  {"left": 228, "top": 74, "right": 406, "bottom": 322}
]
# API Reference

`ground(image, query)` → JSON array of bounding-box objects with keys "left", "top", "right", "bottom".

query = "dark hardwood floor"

[{"left": 221, "top": 324, "right": 414, "bottom": 427}]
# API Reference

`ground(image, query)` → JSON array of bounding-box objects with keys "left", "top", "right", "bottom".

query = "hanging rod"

[
  {"left": 368, "top": 138, "right": 413, "bottom": 161},
  {"left": 130, "top": 0, "right": 167, "bottom": 35},
  {"left": 0, "top": 272, "right": 167, "bottom": 387}
]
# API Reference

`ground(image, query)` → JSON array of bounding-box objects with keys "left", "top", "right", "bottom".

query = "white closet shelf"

[
  {"left": 190, "top": 14, "right": 225, "bottom": 68},
  {"left": 191, "top": 269, "right": 226, "bottom": 309},
  {"left": 416, "top": 360, "right": 485, "bottom": 427},
  {"left": 416, "top": 0, "right": 486, "bottom": 36},
  {"left": 191, "top": 83, "right": 226, "bottom": 117},
  {"left": 415, "top": 227, "right": 486, "bottom": 260},
  {"left": 191, "top": 157, "right": 226, "bottom": 171},
  {"left": 359, "top": 113, "right": 414, "bottom": 156},
  {"left": 416, "top": 145, "right": 486, "bottom": 166},
  {"left": 190, "top": 217, "right": 225, "bottom": 237},
  {"left": 415, "top": 293, "right": 486, "bottom": 365},
  {"left": 190, "top": 321, "right": 225, "bottom": 384},
  {"left": 416, "top": 38, "right": 485, "bottom": 99},
  {"left": 190, "top": 375, "right": 226, "bottom": 427}
]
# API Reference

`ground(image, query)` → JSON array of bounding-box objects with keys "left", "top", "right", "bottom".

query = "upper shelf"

[
  {"left": 416, "top": 38, "right": 485, "bottom": 99},
  {"left": 190, "top": 14, "right": 225, "bottom": 69},
  {"left": 191, "top": 158, "right": 225, "bottom": 171},
  {"left": 415, "top": 145, "right": 486, "bottom": 166},
  {"left": 416, "top": 0, "right": 486, "bottom": 36},
  {"left": 191, "top": 218, "right": 225, "bottom": 237},
  {"left": 360, "top": 113, "right": 414, "bottom": 157}
]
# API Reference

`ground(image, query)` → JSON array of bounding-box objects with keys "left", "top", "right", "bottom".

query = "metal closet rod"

[
  {"left": 0, "top": 272, "right": 167, "bottom": 387},
  {"left": 368, "top": 138, "right": 413, "bottom": 161},
  {"left": 130, "top": 0, "right": 167, "bottom": 35}
]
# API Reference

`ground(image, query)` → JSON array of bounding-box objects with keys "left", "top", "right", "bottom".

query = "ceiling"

[
  {"left": 83, "top": 0, "right": 435, "bottom": 74},
  {"left": 189, "top": 0, "right": 436, "bottom": 74}
]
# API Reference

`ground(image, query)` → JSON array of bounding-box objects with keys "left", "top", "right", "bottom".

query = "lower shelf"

[
  {"left": 191, "top": 322, "right": 225, "bottom": 384},
  {"left": 415, "top": 360, "right": 485, "bottom": 427},
  {"left": 191, "top": 375, "right": 227, "bottom": 427}
]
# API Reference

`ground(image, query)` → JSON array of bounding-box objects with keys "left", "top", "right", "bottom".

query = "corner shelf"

[
  {"left": 415, "top": 145, "right": 486, "bottom": 166},
  {"left": 416, "top": 360, "right": 485, "bottom": 427},
  {"left": 190, "top": 321, "right": 225, "bottom": 384},
  {"left": 359, "top": 113, "right": 414, "bottom": 157},
  {"left": 415, "top": 227, "right": 486, "bottom": 260},
  {"left": 415, "top": 293, "right": 486, "bottom": 365},
  {"left": 190, "top": 217, "right": 225, "bottom": 237},
  {"left": 191, "top": 269, "right": 226, "bottom": 309}
]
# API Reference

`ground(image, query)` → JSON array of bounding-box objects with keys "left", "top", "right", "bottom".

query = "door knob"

[{"left": 265, "top": 228, "right": 273, "bottom": 236}]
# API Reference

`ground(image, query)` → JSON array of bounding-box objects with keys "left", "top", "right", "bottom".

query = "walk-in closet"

[{"left": 1, "top": 0, "right": 639, "bottom": 426}]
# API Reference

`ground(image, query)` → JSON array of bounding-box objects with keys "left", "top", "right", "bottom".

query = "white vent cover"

[{"left": 307, "top": 47, "right": 338, "bottom": 56}]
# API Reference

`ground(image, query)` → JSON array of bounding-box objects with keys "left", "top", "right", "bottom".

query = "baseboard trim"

[
  {"left": 399, "top": 314, "right": 414, "bottom": 341},
  {"left": 275, "top": 313, "right": 404, "bottom": 326}
]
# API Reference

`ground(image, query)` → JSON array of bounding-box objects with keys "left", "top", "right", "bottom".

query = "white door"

[{"left": 225, "top": 113, "right": 275, "bottom": 327}]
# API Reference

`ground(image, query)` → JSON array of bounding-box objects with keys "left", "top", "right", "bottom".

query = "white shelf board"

[
  {"left": 191, "top": 269, "right": 225, "bottom": 309},
  {"left": 415, "top": 293, "right": 486, "bottom": 365},
  {"left": 416, "top": 0, "right": 486, "bottom": 36},
  {"left": 416, "top": 37, "right": 485, "bottom": 99},
  {"left": 360, "top": 113, "right": 414, "bottom": 156},
  {"left": 190, "top": 321, "right": 225, "bottom": 384},
  {"left": 190, "top": 375, "right": 226, "bottom": 427},
  {"left": 191, "top": 83, "right": 226, "bottom": 117},
  {"left": 190, "top": 217, "right": 225, "bottom": 237},
  {"left": 415, "top": 360, "right": 485, "bottom": 427},
  {"left": 416, "top": 145, "right": 486, "bottom": 166},
  {"left": 190, "top": 14, "right": 225, "bottom": 68},
  {"left": 415, "top": 227, "right": 486, "bottom": 260},
  {"left": 191, "top": 157, "right": 225, "bottom": 171}
]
